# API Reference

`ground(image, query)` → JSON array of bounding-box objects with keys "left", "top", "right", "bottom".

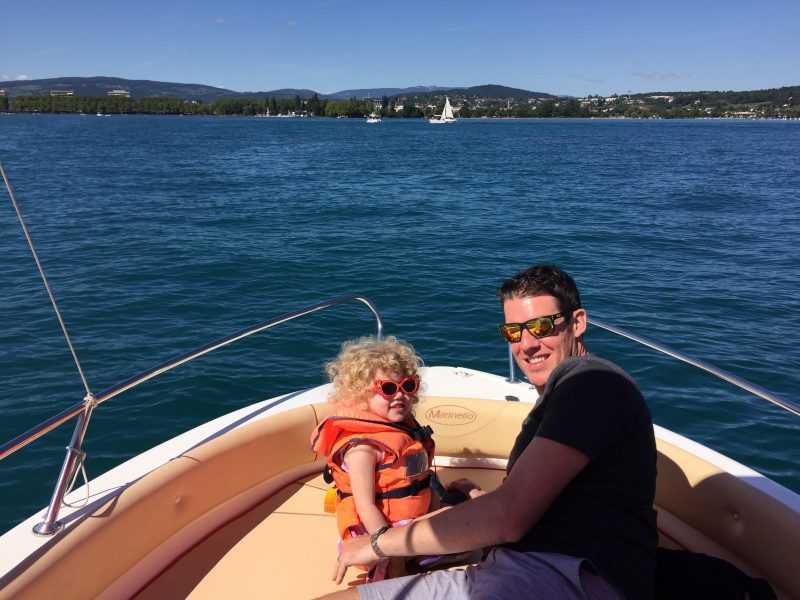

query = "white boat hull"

[{"left": 1, "top": 366, "right": 798, "bottom": 599}]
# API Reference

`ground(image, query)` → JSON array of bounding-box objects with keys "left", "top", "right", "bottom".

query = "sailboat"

[{"left": 429, "top": 96, "right": 457, "bottom": 124}]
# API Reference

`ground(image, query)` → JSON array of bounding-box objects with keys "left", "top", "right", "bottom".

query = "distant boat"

[
  {"left": 430, "top": 96, "right": 457, "bottom": 124},
  {"left": 366, "top": 113, "right": 381, "bottom": 124}
]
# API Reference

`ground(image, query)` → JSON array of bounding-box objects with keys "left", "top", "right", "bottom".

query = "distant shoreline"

[
  {"left": 3, "top": 83, "right": 799, "bottom": 120},
  {"left": 2, "top": 112, "right": 799, "bottom": 122}
]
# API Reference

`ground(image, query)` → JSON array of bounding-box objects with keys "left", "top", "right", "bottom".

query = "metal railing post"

[
  {"left": 506, "top": 345, "right": 517, "bottom": 383},
  {"left": 32, "top": 393, "right": 97, "bottom": 536}
]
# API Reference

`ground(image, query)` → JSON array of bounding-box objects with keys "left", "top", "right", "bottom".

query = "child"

[{"left": 310, "top": 336, "right": 437, "bottom": 581}]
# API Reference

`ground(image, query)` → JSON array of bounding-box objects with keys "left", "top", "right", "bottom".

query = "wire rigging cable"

[{"left": 0, "top": 159, "right": 94, "bottom": 400}]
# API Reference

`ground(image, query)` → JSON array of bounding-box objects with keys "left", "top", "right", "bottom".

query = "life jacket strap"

[
  {"left": 337, "top": 473, "right": 433, "bottom": 501},
  {"left": 411, "top": 425, "right": 434, "bottom": 441},
  {"left": 429, "top": 472, "right": 446, "bottom": 497}
]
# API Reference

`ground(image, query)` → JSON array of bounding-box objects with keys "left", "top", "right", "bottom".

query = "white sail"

[
  {"left": 430, "top": 96, "right": 457, "bottom": 124},
  {"left": 443, "top": 97, "right": 455, "bottom": 120}
]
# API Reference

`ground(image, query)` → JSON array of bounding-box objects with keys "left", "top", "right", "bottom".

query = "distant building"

[
  {"left": 50, "top": 89, "right": 74, "bottom": 96},
  {"left": 0, "top": 89, "right": 6, "bottom": 96},
  {"left": 107, "top": 89, "right": 131, "bottom": 98},
  {"left": 364, "top": 96, "right": 382, "bottom": 110}
]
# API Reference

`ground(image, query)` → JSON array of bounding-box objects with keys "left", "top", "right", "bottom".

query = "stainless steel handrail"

[
  {"left": 1, "top": 293, "right": 383, "bottom": 535},
  {"left": 588, "top": 317, "right": 799, "bottom": 417},
  {"left": 1, "top": 294, "right": 383, "bottom": 462},
  {"left": 505, "top": 316, "right": 799, "bottom": 417}
]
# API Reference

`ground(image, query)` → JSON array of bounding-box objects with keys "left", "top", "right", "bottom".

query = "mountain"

[
  {"left": 0, "top": 77, "right": 239, "bottom": 102},
  {"left": 325, "top": 86, "right": 451, "bottom": 100},
  {"left": 233, "top": 88, "right": 320, "bottom": 100},
  {"left": 461, "top": 84, "right": 553, "bottom": 99},
  {"left": 0, "top": 77, "right": 553, "bottom": 102},
  {"left": 0, "top": 77, "right": 325, "bottom": 102},
  {"left": 379, "top": 84, "right": 555, "bottom": 102}
]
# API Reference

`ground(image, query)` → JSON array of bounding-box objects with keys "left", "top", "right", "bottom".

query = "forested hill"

[
  {"left": 454, "top": 84, "right": 554, "bottom": 99},
  {"left": 0, "top": 77, "right": 245, "bottom": 102},
  {"left": 0, "top": 77, "right": 550, "bottom": 102},
  {"left": 0, "top": 77, "right": 319, "bottom": 102},
  {"left": 2, "top": 77, "right": 796, "bottom": 115},
  {"left": 631, "top": 85, "right": 800, "bottom": 106}
]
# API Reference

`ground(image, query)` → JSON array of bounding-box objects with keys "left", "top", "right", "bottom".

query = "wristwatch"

[{"left": 370, "top": 525, "right": 390, "bottom": 559}]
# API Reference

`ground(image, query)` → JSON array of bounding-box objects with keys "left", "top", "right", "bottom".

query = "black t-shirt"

[{"left": 504, "top": 355, "right": 658, "bottom": 600}]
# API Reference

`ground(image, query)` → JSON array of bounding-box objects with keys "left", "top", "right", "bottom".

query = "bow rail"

[
  {"left": 4, "top": 303, "right": 798, "bottom": 537},
  {"left": 505, "top": 317, "right": 799, "bottom": 417},
  {"left": 0, "top": 294, "right": 384, "bottom": 535}
]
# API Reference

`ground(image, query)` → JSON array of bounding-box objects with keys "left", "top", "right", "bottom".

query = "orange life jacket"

[{"left": 310, "top": 408, "right": 436, "bottom": 541}]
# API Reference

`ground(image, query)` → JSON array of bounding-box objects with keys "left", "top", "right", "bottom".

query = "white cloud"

[
  {"left": 632, "top": 71, "right": 690, "bottom": 81},
  {"left": 572, "top": 74, "right": 607, "bottom": 84},
  {"left": 211, "top": 17, "right": 226, "bottom": 24},
  {"left": 1, "top": 74, "right": 29, "bottom": 81}
]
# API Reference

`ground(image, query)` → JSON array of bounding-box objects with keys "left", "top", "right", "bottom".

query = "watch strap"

[{"left": 370, "top": 525, "right": 390, "bottom": 560}]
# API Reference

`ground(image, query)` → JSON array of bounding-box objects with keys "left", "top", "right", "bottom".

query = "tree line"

[
  {"left": 0, "top": 94, "right": 585, "bottom": 118},
  {"left": 1, "top": 93, "right": 574, "bottom": 118},
  {"left": 2, "top": 94, "right": 402, "bottom": 118},
  {"left": 2, "top": 89, "right": 798, "bottom": 119}
]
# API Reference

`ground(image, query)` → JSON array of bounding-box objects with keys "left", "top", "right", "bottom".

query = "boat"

[
  {"left": 366, "top": 113, "right": 381, "bottom": 124},
  {"left": 429, "top": 96, "right": 457, "bottom": 124},
  {"left": 1, "top": 298, "right": 799, "bottom": 599},
  {"left": 1, "top": 164, "right": 799, "bottom": 599}
]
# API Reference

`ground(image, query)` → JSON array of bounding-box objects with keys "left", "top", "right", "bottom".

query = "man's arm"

[{"left": 333, "top": 436, "right": 589, "bottom": 583}]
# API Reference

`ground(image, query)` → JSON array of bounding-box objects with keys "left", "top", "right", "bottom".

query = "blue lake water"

[{"left": 1, "top": 114, "right": 798, "bottom": 534}]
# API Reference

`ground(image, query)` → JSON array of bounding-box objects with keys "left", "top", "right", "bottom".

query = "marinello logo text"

[{"left": 424, "top": 405, "right": 477, "bottom": 426}]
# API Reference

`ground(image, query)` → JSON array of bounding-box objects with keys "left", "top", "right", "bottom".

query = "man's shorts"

[{"left": 356, "top": 547, "right": 624, "bottom": 600}]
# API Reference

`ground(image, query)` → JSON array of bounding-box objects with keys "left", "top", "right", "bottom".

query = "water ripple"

[{"left": 1, "top": 116, "right": 798, "bottom": 532}]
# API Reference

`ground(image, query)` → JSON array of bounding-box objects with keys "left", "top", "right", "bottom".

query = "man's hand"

[{"left": 332, "top": 535, "right": 381, "bottom": 585}]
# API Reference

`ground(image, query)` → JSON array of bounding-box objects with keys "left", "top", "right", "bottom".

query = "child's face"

[{"left": 366, "top": 369, "right": 415, "bottom": 422}]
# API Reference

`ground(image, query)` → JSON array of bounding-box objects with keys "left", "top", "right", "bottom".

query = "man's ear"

[{"left": 572, "top": 308, "right": 587, "bottom": 338}]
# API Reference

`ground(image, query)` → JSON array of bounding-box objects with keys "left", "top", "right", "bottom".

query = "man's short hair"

[{"left": 496, "top": 264, "right": 583, "bottom": 318}]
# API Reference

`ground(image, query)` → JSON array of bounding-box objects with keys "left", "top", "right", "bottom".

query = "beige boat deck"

[
  {"left": 131, "top": 462, "right": 780, "bottom": 600},
  {"left": 3, "top": 399, "right": 797, "bottom": 600},
  {"left": 134, "top": 466, "right": 505, "bottom": 599}
]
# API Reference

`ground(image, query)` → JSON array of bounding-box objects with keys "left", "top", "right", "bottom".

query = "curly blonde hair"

[{"left": 325, "top": 335, "right": 423, "bottom": 410}]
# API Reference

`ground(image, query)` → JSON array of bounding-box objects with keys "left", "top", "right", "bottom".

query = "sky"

[{"left": 2, "top": 0, "right": 798, "bottom": 97}]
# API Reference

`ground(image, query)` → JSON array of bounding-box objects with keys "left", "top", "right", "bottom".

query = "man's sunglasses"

[
  {"left": 372, "top": 374, "right": 420, "bottom": 399},
  {"left": 499, "top": 312, "right": 566, "bottom": 343}
]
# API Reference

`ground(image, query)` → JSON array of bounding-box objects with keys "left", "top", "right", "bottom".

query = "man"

[{"left": 321, "top": 264, "right": 658, "bottom": 599}]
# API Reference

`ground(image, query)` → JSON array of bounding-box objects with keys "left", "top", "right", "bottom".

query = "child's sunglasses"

[
  {"left": 372, "top": 374, "right": 420, "bottom": 399},
  {"left": 498, "top": 312, "right": 565, "bottom": 343}
]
